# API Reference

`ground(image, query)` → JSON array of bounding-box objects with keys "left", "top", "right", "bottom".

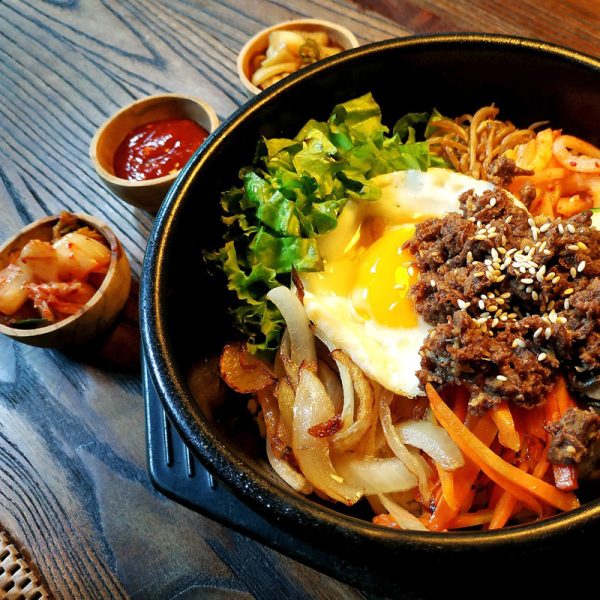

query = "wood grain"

[{"left": 0, "top": 1, "right": 598, "bottom": 599}]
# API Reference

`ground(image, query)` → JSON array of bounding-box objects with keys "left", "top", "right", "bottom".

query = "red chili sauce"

[{"left": 113, "top": 118, "right": 208, "bottom": 181}]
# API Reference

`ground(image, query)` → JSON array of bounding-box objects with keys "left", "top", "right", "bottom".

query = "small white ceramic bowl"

[
  {"left": 237, "top": 19, "right": 359, "bottom": 96},
  {"left": 0, "top": 214, "right": 131, "bottom": 348},
  {"left": 90, "top": 93, "right": 219, "bottom": 212}
]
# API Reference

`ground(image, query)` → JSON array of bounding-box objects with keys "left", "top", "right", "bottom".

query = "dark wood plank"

[{"left": 0, "top": 0, "right": 598, "bottom": 599}]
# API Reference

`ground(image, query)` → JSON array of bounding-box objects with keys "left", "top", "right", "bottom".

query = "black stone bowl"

[{"left": 141, "top": 34, "right": 600, "bottom": 597}]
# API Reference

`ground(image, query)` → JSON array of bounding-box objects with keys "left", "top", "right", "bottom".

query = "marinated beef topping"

[
  {"left": 485, "top": 155, "right": 534, "bottom": 187},
  {"left": 546, "top": 407, "right": 600, "bottom": 468},
  {"left": 406, "top": 187, "right": 600, "bottom": 413}
]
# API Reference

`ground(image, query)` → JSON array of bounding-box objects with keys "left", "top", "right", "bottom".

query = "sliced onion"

[
  {"left": 292, "top": 365, "right": 363, "bottom": 505},
  {"left": 330, "top": 350, "right": 374, "bottom": 452},
  {"left": 318, "top": 359, "right": 344, "bottom": 414},
  {"left": 275, "top": 378, "right": 295, "bottom": 437},
  {"left": 266, "top": 439, "right": 313, "bottom": 495},
  {"left": 332, "top": 454, "right": 417, "bottom": 495},
  {"left": 313, "top": 326, "right": 355, "bottom": 428},
  {"left": 379, "top": 391, "right": 430, "bottom": 500},
  {"left": 267, "top": 286, "right": 316, "bottom": 366},
  {"left": 378, "top": 494, "right": 428, "bottom": 531},
  {"left": 395, "top": 419, "right": 465, "bottom": 471}
]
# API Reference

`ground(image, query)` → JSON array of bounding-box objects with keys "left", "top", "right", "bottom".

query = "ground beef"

[
  {"left": 485, "top": 156, "right": 534, "bottom": 187},
  {"left": 546, "top": 407, "right": 600, "bottom": 471},
  {"left": 408, "top": 187, "right": 600, "bottom": 413}
]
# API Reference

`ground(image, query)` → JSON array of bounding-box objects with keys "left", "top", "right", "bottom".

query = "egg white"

[{"left": 301, "top": 168, "right": 494, "bottom": 398}]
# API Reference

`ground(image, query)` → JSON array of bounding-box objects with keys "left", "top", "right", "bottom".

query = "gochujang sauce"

[{"left": 113, "top": 118, "right": 208, "bottom": 181}]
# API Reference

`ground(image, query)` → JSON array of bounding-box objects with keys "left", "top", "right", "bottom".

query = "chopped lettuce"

[{"left": 207, "top": 93, "right": 448, "bottom": 354}]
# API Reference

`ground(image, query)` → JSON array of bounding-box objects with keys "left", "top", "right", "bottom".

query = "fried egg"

[{"left": 300, "top": 168, "right": 494, "bottom": 397}]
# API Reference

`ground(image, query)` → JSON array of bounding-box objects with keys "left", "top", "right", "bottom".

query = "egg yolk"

[{"left": 351, "top": 225, "right": 419, "bottom": 328}]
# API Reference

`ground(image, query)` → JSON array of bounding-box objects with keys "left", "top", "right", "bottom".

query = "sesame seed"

[
  {"left": 577, "top": 242, "right": 588, "bottom": 250},
  {"left": 495, "top": 274, "right": 506, "bottom": 282},
  {"left": 526, "top": 286, "right": 533, "bottom": 293},
  {"left": 539, "top": 223, "right": 551, "bottom": 233},
  {"left": 544, "top": 249, "right": 552, "bottom": 255},
  {"left": 570, "top": 267, "right": 577, "bottom": 278},
  {"left": 528, "top": 218, "right": 536, "bottom": 228},
  {"left": 497, "top": 298, "right": 505, "bottom": 305},
  {"left": 408, "top": 266, "right": 414, "bottom": 276},
  {"left": 558, "top": 223, "right": 565, "bottom": 235},
  {"left": 557, "top": 316, "right": 568, "bottom": 324},
  {"left": 534, "top": 327, "right": 543, "bottom": 338},
  {"left": 467, "top": 251, "right": 473, "bottom": 264},
  {"left": 564, "top": 298, "right": 570, "bottom": 310},
  {"left": 506, "top": 215, "right": 513, "bottom": 224},
  {"left": 539, "top": 241, "right": 547, "bottom": 252},
  {"left": 549, "top": 310, "right": 558, "bottom": 324},
  {"left": 500, "top": 315, "right": 508, "bottom": 321},
  {"left": 496, "top": 374, "right": 507, "bottom": 381},
  {"left": 507, "top": 313, "right": 518, "bottom": 319},
  {"left": 538, "top": 352, "right": 547, "bottom": 362},
  {"left": 567, "top": 244, "right": 579, "bottom": 251},
  {"left": 567, "top": 223, "right": 576, "bottom": 234},
  {"left": 536, "top": 271, "right": 545, "bottom": 283},
  {"left": 545, "top": 272, "right": 555, "bottom": 281},
  {"left": 578, "top": 260, "right": 586, "bottom": 273},
  {"left": 545, "top": 327, "right": 552, "bottom": 339},
  {"left": 489, "top": 197, "right": 497, "bottom": 207},
  {"left": 488, "top": 305, "right": 498, "bottom": 312},
  {"left": 498, "top": 247, "right": 506, "bottom": 255},
  {"left": 473, "top": 271, "right": 484, "bottom": 277},
  {"left": 488, "top": 226, "right": 497, "bottom": 234},
  {"left": 430, "top": 279, "right": 436, "bottom": 287},
  {"left": 486, "top": 271, "right": 494, "bottom": 280},
  {"left": 478, "top": 300, "right": 485, "bottom": 310},
  {"left": 552, "top": 276, "right": 561, "bottom": 284},
  {"left": 488, "top": 233, "right": 498, "bottom": 238},
  {"left": 501, "top": 292, "right": 511, "bottom": 299},
  {"left": 457, "top": 299, "right": 469, "bottom": 310},
  {"left": 564, "top": 288, "right": 574, "bottom": 295},
  {"left": 532, "top": 291, "right": 539, "bottom": 301},
  {"left": 491, "top": 318, "right": 499, "bottom": 327},
  {"left": 474, "top": 235, "right": 487, "bottom": 241},
  {"left": 532, "top": 229, "right": 538, "bottom": 241},
  {"left": 521, "top": 278, "right": 534, "bottom": 284},
  {"left": 524, "top": 245, "right": 530, "bottom": 253},
  {"left": 566, "top": 445, "right": 577, "bottom": 455}
]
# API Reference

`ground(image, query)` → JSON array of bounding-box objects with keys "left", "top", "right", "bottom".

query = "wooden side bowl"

[
  {"left": 0, "top": 214, "right": 131, "bottom": 348},
  {"left": 90, "top": 93, "right": 220, "bottom": 212}
]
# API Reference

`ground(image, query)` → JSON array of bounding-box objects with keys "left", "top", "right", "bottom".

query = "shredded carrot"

[
  {"left": 489, "top": 461, "right": 529, "bottom": 529},
  {"left": 372, "top": 513, "right": 401, "bottom": 529},
  {"left": 435, "top": 463, "right": 458, "bottom": 511},
  {"left": 426, "top": 383, "right": 579, "bottom": 513},
  {"left": 448, "top": 509, "right": 494, "bottom": 529},
  {"left": 554, "top": 376, "right": 577, "bottom": 415},
  {"left": 428, "top": 417, "right": 497, "bottom": 532},
  {"left": 491, "top": 401, "right": 521, "bottom": 452}
]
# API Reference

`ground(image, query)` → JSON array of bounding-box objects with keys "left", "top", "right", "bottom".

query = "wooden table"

[{"left": 0, "top": 1, "right": 597, "bottom": 599}]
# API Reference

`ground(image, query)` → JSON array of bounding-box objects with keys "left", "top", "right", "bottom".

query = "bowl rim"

[
  {"left": 141, "top": 33, "right": 600, "bottom": 552},
  {"left": 0, "top": 213, "right": 123, "bottom": 338},
  {"left": 89, "top": 92, "right": 220, "bottom": 189},
  {"left": 237, "top": 18, "right": 360, "bottom": 96}
]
